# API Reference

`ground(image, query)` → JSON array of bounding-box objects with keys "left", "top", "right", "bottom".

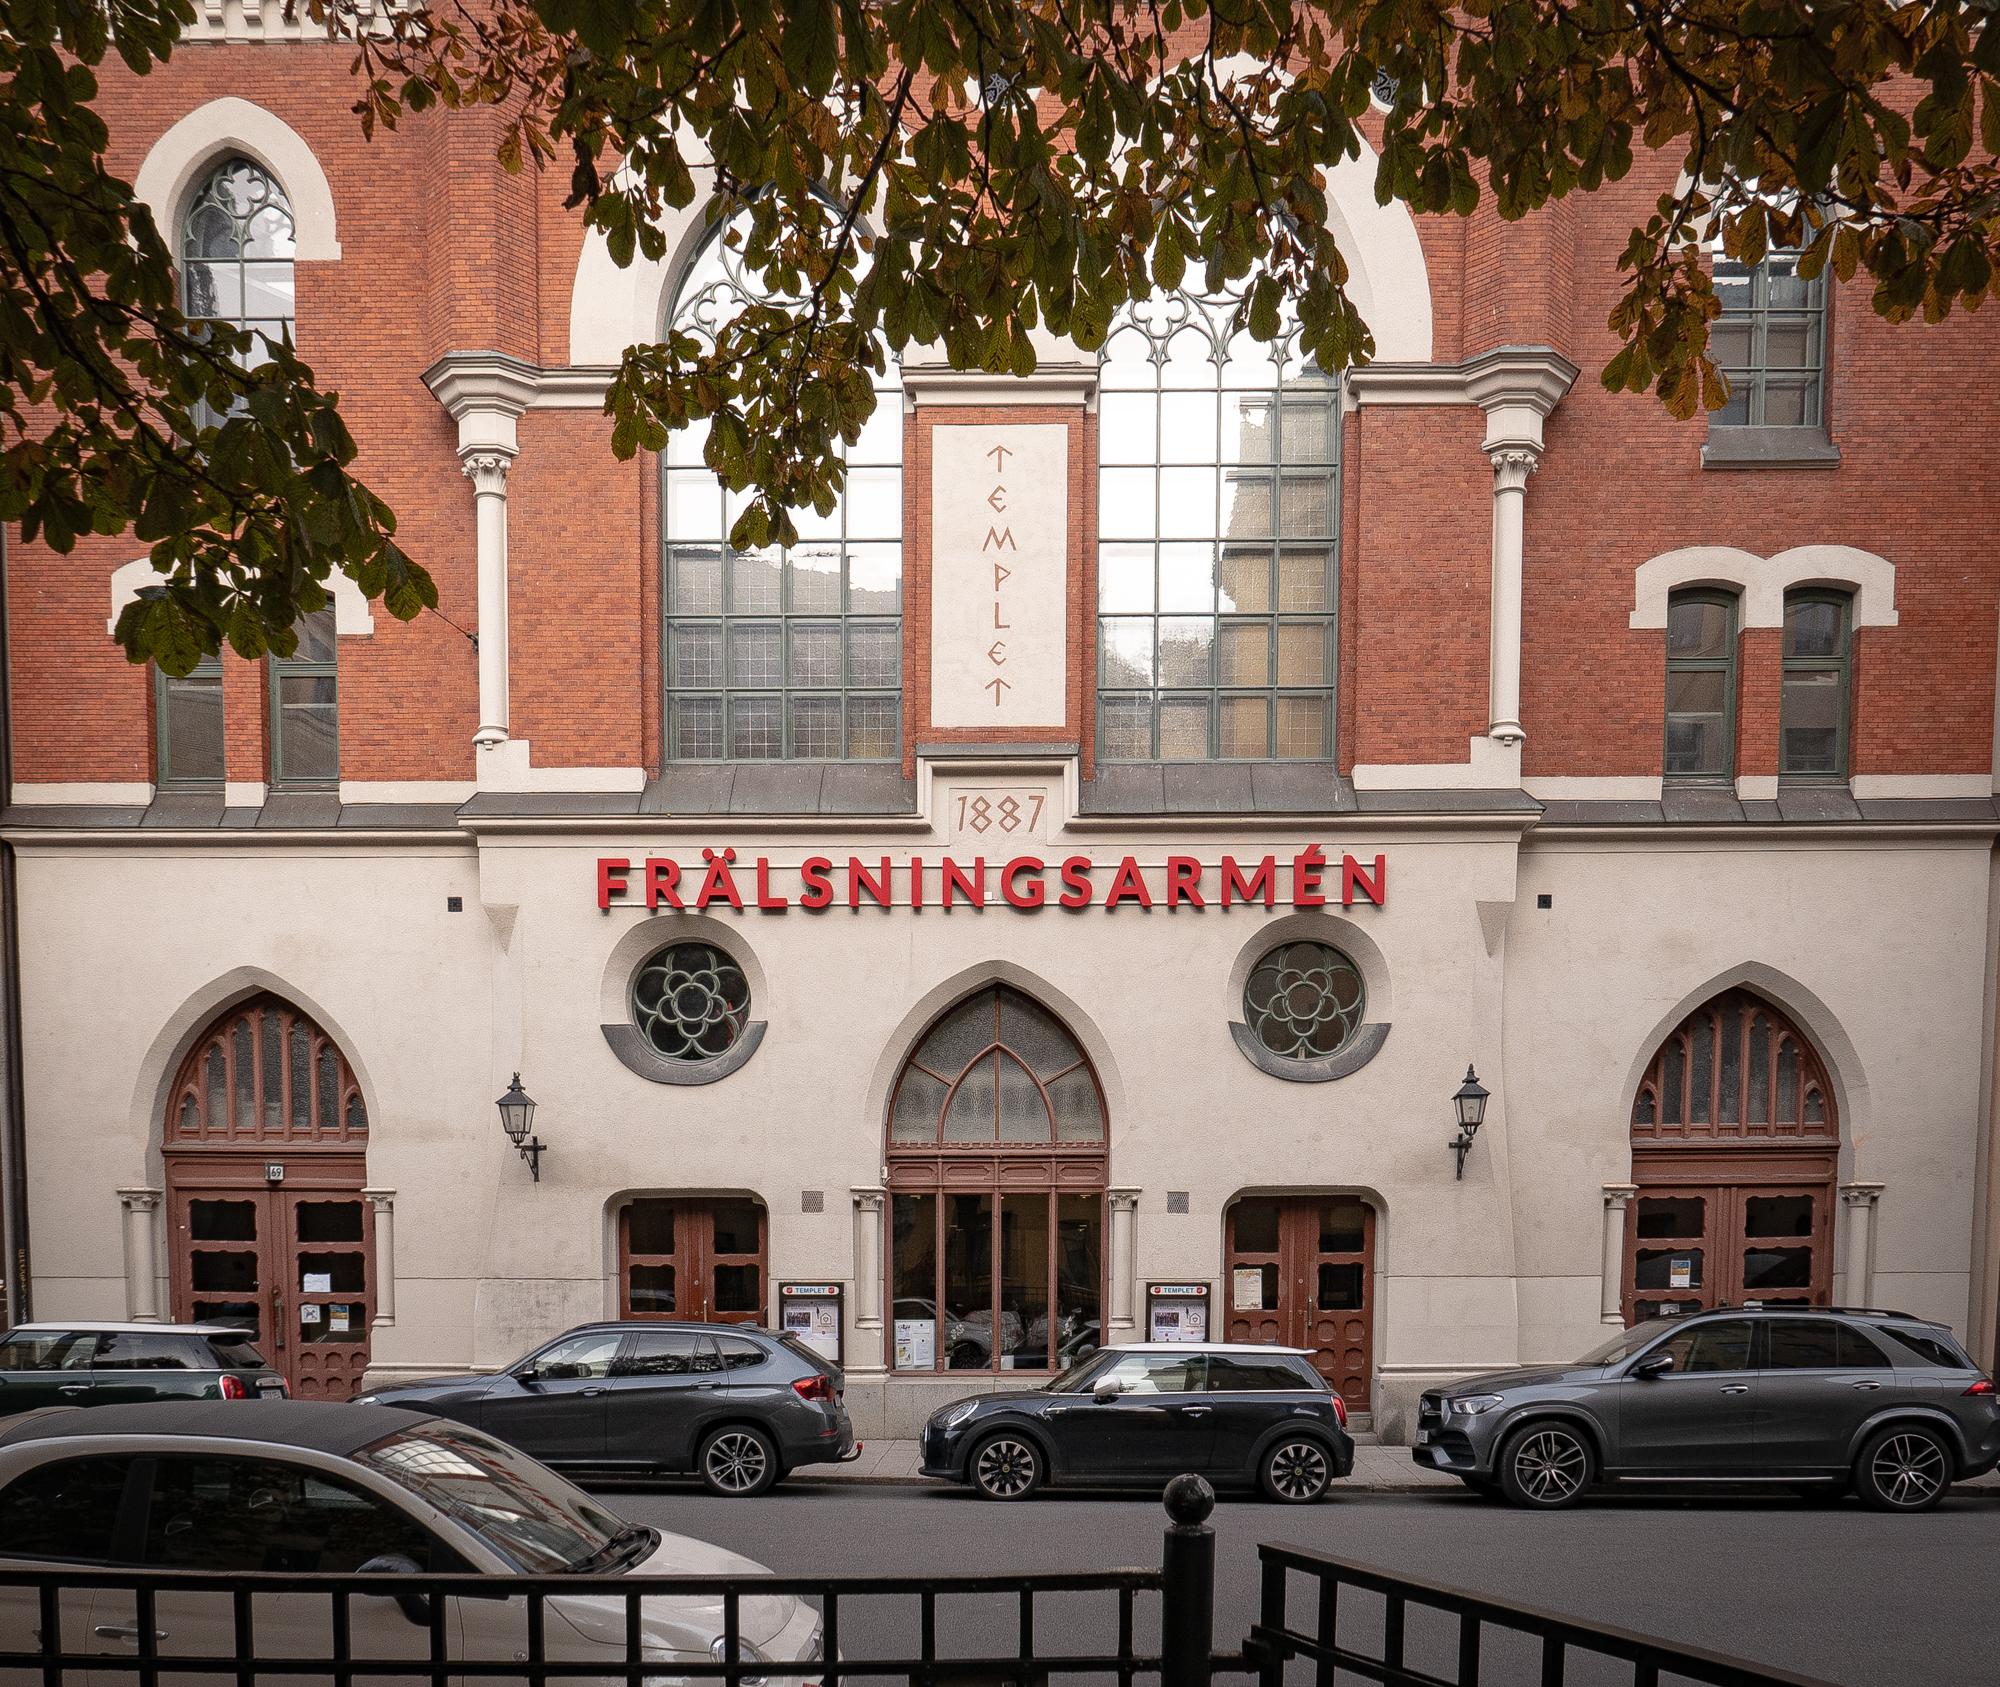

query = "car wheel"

[
  {"left": 698, "top": 1425, "right": 779, "bottom": 1498},
  {"left": 1496, "top": 1422, "right": 1594, "bottom": 1510},
  {"left": 1855, "top": 1424, "right": 1953, "bottom": 1513},
  {"left": 969, "top": 1433, "right": 1043, "bottom": 1500},
  {"left": 1259, "top": 1436, "right": 1334, "bottom": 1503}
]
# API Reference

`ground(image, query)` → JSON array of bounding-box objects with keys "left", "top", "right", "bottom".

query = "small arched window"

[
  {"left": 661, "top": 210, "right": 903, "bottom": 763},
  {"left": 888, "top": 986, "right": 1105, "bottom": 1146},
  {"left": 1097, "top": 285, "right": 1339, "bottom": 761},
  {"left": 181, "top": 156, "right": 297, "bottom": 363},
  {"left": 1632, "top": 989, "right": 1833, "bottom": 1142},
  {"left": 168, "top": 993, "right": 365, "bottom": 1145}
]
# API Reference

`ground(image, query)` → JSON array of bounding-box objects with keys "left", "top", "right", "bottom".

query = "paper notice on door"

[
  {"left": 1669, "top": 1258, "right": 1693, "bottom": 1289},
  {"left": 329, "top": 1305, "right": 352, "bottom": 1333},
  {"left": 302, "top": 1272, "right": 332, "bottom": 1294},
  {"left": 300, "top": 1303, "right": 323, "bottom": 1324},
  {"left": 1233, "top": 1266, "right": 1264, "bottom": 1310}
]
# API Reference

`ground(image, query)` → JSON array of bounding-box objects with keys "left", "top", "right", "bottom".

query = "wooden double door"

[
  {"left": 618, "top": 1198, "right": 767, "bottom": 1324},
  {"left": 166, "top": 1153, "right": 373, "bottom": 1399},
  {"left": 1225, "top": 1195, "right": 1375, "bottom": 1413},
  {"left": 1623, "top": 1157, "right": 1834, "bottom": 1322}
]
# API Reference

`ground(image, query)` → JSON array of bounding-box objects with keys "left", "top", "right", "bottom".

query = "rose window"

[
  {"left": 1243, "top": 942, "right": 1365, "bottom": 1060},
  {"left": 632, "top": 944, "right": 751, "bottom": 1061}
]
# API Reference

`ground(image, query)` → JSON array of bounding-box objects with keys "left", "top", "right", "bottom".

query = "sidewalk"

[{"left": 813, "top": 1440, "right": 2000, "bottom": 1493}]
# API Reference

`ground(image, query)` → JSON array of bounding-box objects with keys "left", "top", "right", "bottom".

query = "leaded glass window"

[
  {"left": 1097, "top": 286, "right": 1338, "bottom": 760},
  {"left": 889, "top": 987, "right": 1105, "bottom": 1146},
  {"left": 1780, "top": 590, "right": 1850, "bottom": 779},
  {"left": 1243, "top": 942, "right": 1365, "bottom": 1061},
  {"left": 181, "top": 156, "right": 297, "bottom": 381},
  {"left": 1664, "top": 590, "right": 1737, "bottom": 782},
  {"left": 631, "top": 944, "right": 751, "bottom": 1061},
  {"left": 662, "top": 213, "right": 902, "bottom": 761},
  {"left": 269, "top": 607, "right": 337, "bottom": 785},
  {"left": 1711, "top": 251, "right": 1828, "bottom": 429}
]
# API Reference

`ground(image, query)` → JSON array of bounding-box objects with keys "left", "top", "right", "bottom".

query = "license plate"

[{"left": 256, "top": 1381, "right": 285, "bottom": 1396}]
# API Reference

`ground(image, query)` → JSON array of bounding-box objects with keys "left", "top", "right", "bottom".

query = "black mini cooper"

[{"left": 920, "top": 1343, "right": 1354, "bottom": 1502}]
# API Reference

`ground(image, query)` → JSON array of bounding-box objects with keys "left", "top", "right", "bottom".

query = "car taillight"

[
  {"left": 1966, "top": 1378, "right": 1995, "bottom": 1397},
  {"left": 218, "top": 1375, "right": 250, "bottom": 1400},
  {"left": 792, "top": 1374, "right": 835, "bottom": 1403},
  {"left": 1331, "top": 1392, "right": 1348, "bottom": 1427}
]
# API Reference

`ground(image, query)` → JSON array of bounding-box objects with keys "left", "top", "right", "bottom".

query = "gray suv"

[{"left": 1416, "top": 1305, "right": 2000, "bottom": 1511}]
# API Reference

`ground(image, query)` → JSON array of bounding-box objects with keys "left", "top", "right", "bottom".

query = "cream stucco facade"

[{"left": 13, "top": 758, "right": 1995, "bottom": 1439}]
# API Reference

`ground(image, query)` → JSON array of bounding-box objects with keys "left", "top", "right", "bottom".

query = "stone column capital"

[
  {"left": 1486, "top": 445, "right": 1541, "bottom": 489},
  {"left": 460, "top": 448, "right": 514, "bottom": 496},
  {"left": 363, "top": 1187, "right": 396, "bottom": 1213},
  {"left": 1838, "top": 1181, "right": 1886, "bottom": 1208},
  {"left": 116, "top": 1187, "right": 163, "bottom": 1213},
  {"left": 1107, "top": 1188, "right": 1142, "bottom": 1213},
  {"left": 850, "top": 1187, "right": 886, "bottom": 1214},
  {"left": 1602, "top": 1183, "right": 1640, "bottom": 1208}
]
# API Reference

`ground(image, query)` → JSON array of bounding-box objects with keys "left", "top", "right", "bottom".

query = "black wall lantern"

[
  {"left": 497, "top": 1072, "right": 547, "bottom": 1182},
  {"left": 1450, "top": 1065, "right": 1488, "bottom": 1180}
]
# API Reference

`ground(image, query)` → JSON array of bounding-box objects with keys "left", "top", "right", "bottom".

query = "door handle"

[
  {"left": 1849, "top": 1380, "right": 1883, "bottom": 1391},
  {"left": 1179, "top": 1406, "right": 1211, "bottom": 1418},
  {"left": 580, "top": 1387, "right": 606, "bottom": 1397},
  {"left": 1044, "top": 1406, "right": 1068, "bottom": 1417},
  {"left": 94, "top": 1626, "right": 169, "bottom": 1644},
  {"left": 57, "top": 1384, "right": 89, "bottom": 1396},
  {"left": 1720, "top": 1384, "right": 1750, "bottom": 1395}
]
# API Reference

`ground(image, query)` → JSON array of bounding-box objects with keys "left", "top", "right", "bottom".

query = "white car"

[{"left": 0, "top": 1399, "right": 822, "bottom": 1679}]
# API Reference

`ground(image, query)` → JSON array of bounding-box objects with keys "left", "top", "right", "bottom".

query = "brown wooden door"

[
  {"left": 1624, "top": 1176, "right": 1832, "bottom": 1323},
  {"left": 167, "top": 1156, "right": 373, "bottom": 1399},
  {"left": 1225, "top": 1196, "right": 1375, "bottom": 1414},
  {"left": 620, "top": 1198, "right": 767, "bottom": 1324}
]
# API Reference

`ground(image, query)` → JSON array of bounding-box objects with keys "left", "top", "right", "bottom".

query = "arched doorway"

[
  {"left": 163, "top": 994, "right": 372, "bottom": 1398},
  {"left": 1223, "top": 1195, "right": 1376, "bottom": 1413},
  {"left": 1625, "top": 988, "right": 1838, "bottom": 1322},
  {"left": 885, "top": 985, "right": 1107, "bottom": 1375}
]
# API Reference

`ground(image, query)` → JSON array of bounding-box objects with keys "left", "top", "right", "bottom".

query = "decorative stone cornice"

[
  {"left": 1347, "top": 344, "right": 1579, "bottom": 462},
  {"left": 423, "top": 351, "right": 543, "bottom": 458}
]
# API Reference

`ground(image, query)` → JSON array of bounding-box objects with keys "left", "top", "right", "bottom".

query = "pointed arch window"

[
  {"left": 167, "top": 994, "right": 365, "bottom": 1145},
  {"left": 1096, "top": 285, "right": 1339, "bottom": 760},
  {"left": 1632, "top": 989, "right": 1833, "bottom": 1142},
  {"left": 886, "top": 987, "right": 1106, "bottom": 1375},
  {"left": 181, "top": 156, "right": 297, "bottom": 381},
  {"left": 661, "top": 210, "right": 902, "bottom": 762}
]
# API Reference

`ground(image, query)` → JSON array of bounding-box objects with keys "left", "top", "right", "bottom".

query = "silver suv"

[{"left": 1416, "top": 1305, "right": 2000, "bottom": 1511}]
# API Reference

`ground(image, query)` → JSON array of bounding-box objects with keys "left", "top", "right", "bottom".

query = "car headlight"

[
  {"left": 710, "top": 1635, "right": 768, "bottom": 1685},
  {"left": 1451, "top": 1394, "right": 1504, "bottom": 1416},
  {"left": 939, "top": 1400, "right": 980, "bottom": 1430}
]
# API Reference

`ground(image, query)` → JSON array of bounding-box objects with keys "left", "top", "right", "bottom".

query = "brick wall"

[{"left": 9, "top": 49, "right": 1996, "bottom": 791}]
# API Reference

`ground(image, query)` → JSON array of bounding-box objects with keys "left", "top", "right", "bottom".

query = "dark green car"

[{"left": 0, "top": 1322, "right": 288, "bottom": 1416}]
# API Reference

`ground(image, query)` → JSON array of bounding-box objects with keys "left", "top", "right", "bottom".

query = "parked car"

[
  {"left": 351, "top": 1321, "right": 856, "bottom": 1496},
  {"left": 0, "top": 1322, "right": 286, "bottom": 1416},
  {"left": 0, "top": 1400, "right": 823, "bottom": 1677},
  {"left": 1416, "top": 1303, "right": 2000, "bottom": 1511},
  {"left": 920, "top": 1342, "right": 1353, "bottom": 1502}
]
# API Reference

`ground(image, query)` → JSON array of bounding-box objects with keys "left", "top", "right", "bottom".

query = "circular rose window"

[
  {"left": 631, "top": 944, "right": 751, "bottom": 1062},
  {"left": 1243, "top": 942, "right": 1365, "bottom": 1060}
]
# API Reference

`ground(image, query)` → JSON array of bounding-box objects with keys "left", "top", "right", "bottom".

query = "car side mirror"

[
  {"left": 1093, "top": 1377, "right": 1123, "bottom": 1403},
  {"left": 1633, "top": 1352, "right": 1676, "bottom": 1379},
  {"left": 514, "top": 1363, "right": 541, "bottom": 1385},
  {"left": 357, "top": 1554, "right": 429, "bottom": 1626}
]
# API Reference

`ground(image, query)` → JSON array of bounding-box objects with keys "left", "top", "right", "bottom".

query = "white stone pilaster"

[
  {"left": 851, "top": 1189, "right": 886, "bottom": 1327},
  {"left": 116, "top": 1188, "right": 163, "bottom": 1323},
  {"left": 1839, "top": 1182, "right": 1885, "bottom": 1306},
  {"left": 1600, "top": 1183, "right": 1638, "bottom": 1324},
  {"left": 1108, "top": 1189, "right": 1140, "bottom": 1332},
  {"left": 364, "top": 1189, "right": 396, "bottom": 1327}
]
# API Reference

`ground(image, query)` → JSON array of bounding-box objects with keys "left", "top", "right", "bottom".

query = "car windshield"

[
  {"left": 1574, "top": 1320, "right": 1678, "bottom": 1365},
  {"left": 358, "top": 1419, "right": 634, "bottom": 1574},
  {"left": 1046, "top": 1349, "right": 1115, "bottom": 1393}
]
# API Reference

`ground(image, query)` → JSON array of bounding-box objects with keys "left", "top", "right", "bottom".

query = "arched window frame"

[
  {"left": 167, "top": 993, "right": 367, "bottom": 1145},
  {"left": 659, "top": 210, "right": 904, "bottom": 764},
  {"left": 1779, "top": 588, "right": 1852, "bottom": 781},
  {"left": 1095, "top": 284, "right": 1340, "bottom": 763},
  {"left": 884, "top": 987, "right": 1107, "bottom": 1377},
  {"left": 1631, "top": 989, "right": 1834, "bottom": 1142},
  {"left": 1663, "top": 587, "right": 1739, "bottom": 784}
]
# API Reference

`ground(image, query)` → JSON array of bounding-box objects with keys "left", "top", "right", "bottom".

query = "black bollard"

[{"left": 1160, "top": 1473, "right": 1215, "bottom": 1687}]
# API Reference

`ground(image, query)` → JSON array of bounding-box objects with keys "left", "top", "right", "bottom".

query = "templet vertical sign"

[{"left": 930, "top": 423, "right": 1068, "bottom": 728}]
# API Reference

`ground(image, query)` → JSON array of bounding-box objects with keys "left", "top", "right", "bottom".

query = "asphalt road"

[{"left": 593, "top": 1477, "right": 2000, "bottom": 1687}]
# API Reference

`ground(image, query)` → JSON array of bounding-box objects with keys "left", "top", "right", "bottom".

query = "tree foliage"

[
  {"left": 4, "top": 0, "right": 1996, "bottom": 661},
  {"left": 0, "top": 0, "right": 432, "bottom": 673}
]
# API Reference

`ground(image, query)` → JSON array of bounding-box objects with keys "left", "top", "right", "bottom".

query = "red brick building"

[{"left": 5, "top": 17, "right": 1997, "bottom": 1434}]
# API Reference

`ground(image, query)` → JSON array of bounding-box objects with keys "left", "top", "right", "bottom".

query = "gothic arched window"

[
  {"left": 1097, "top": 286, "right": 1339, "bottom": 761},
  {"left": 661, "top": 212, "right": 903, "bottom": 762}
]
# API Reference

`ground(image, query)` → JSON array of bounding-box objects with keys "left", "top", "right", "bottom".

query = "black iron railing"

[
  {"left": 1245, "top": 1541, "right": 1834, "bottom": 1687},
  {"left": 0, "top": 1480, "right": 1837, "bottom": 1687}
]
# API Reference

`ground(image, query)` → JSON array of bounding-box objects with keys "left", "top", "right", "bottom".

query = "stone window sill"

[{"left": 1701, "top": 426, "right": 1841, "bottom": 470}]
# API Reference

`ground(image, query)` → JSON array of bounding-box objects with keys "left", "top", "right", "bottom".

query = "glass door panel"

[
  {"left": 1054, "top": 1194, "right": 1103, "bottom": 1367},
  {"left": 890, "top": 1193, "right": 938, "bottom": 1371},
  {"left": 1630, "top": 1192, "right": 1709, "bottom": 1321},
  {"left": 942, "top": 1193, "right": 993, "bottom": 1371},
  {"left": 999, "top": 1193, "right": 1050, "bottom": 1370}
]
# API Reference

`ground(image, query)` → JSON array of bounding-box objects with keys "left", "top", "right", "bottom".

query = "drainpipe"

[{"left": 0, "top": 523, "right": 28, "bottom": 1324}]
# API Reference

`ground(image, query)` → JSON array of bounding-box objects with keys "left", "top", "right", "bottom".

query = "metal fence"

[{"left": 0, "top": 1479, "right": 1835, "bottom": 1687}]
